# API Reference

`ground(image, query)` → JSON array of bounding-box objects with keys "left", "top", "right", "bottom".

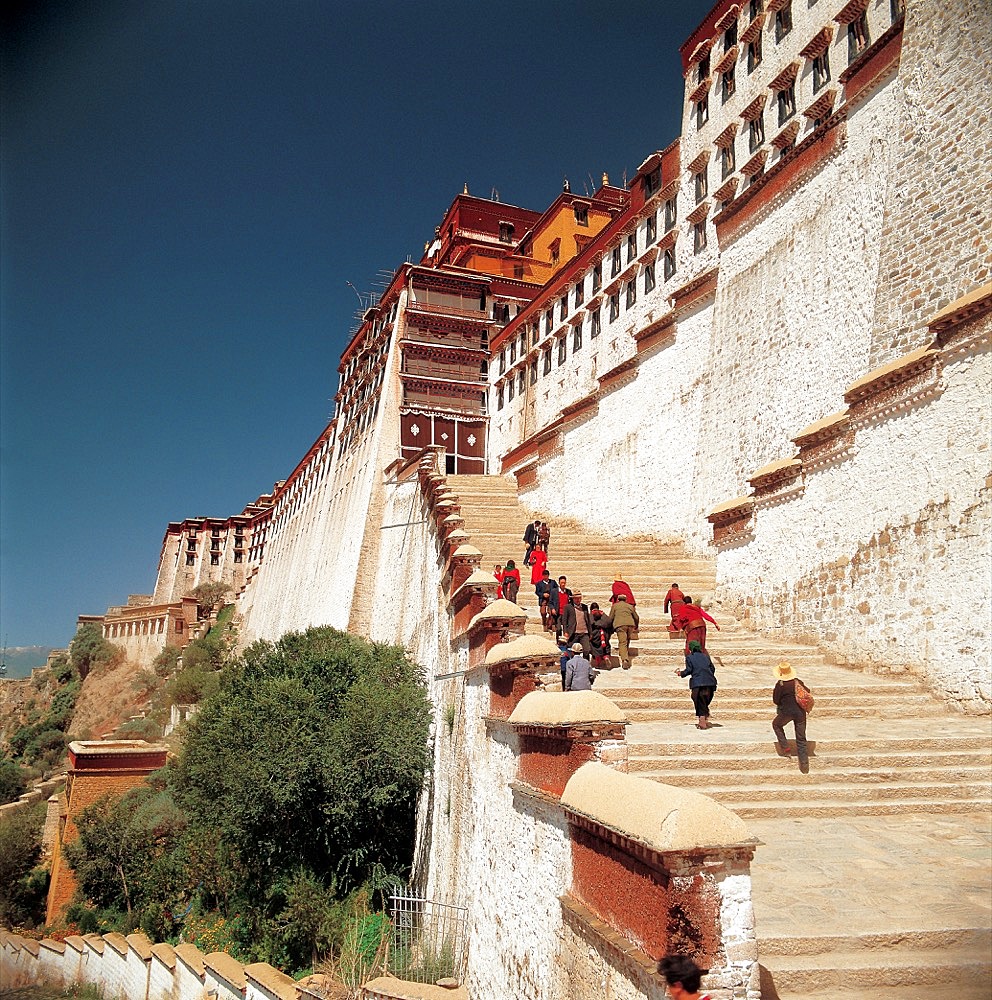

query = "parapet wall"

[{"left": 0, "top": 931, "right": 298, "bottom": 1000}]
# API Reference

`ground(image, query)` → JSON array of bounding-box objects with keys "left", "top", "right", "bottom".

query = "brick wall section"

[{"left": 868, "top": 0, "right": 992, "bottom": 366}]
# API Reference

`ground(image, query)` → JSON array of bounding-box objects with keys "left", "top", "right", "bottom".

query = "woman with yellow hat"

[{"left": 772, "top": 661, "right": 810, "bottom": 773}]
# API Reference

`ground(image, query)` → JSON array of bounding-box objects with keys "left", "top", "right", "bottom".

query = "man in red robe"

[
  {"left": 675, "top": 596, "right": 719, "bottom": 654},
  {"left": 664, "top": 582, "right": 685, "bottom": 634},
  {"left": 610, "top": 574, "right": 636, "bottom": 606}
]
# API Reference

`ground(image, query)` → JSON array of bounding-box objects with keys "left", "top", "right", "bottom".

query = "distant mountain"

[{"left": 1, "top": 646, "right": 56, "bottom": 679}]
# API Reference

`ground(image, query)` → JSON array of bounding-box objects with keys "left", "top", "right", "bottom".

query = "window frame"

[
  {"left": 644, "top": 261, "right": 656, "bottom": 294},
  {"left": 775, "top": 2, "right": 792, "bottom": 42}
]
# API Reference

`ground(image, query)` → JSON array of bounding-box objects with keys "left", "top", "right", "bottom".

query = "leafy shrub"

[
  {"left": 167, "top": 666, "right": 220, "bottom": 705},
  {"left": 152, "top": 646, "right": 181, "bottom": 678},
  {"left": 0, "top": 757, "right": 27, "bottom": 805},
  {"left": 70, "top": 622, "right": 122, "bottom": 680},
  {"left": 0, "top": 801, "right": 48, "bottom": 925}
]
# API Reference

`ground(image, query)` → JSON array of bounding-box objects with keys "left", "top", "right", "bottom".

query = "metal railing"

[{"left": 388, "top": 892, "right": 468, "bottom": 985}]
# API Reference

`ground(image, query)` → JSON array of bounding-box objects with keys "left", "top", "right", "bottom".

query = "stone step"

[
  {"left": 620, "top": 705, "right": 945, "bottom": 721},
  {"left": 628, "top": 735, "right": 992, "bottom": 755},
  {"left": 757, "top": 939, "right": 992, "bottom": 994},
  {"left": 609, "top": 689, "right": 932, "bottom": 706},
  {"left": 759, "top": 927, "right": 992, "bottom": 957},
  {"left": 672, "top": 778, "right": 992, "bottom": 804},
  {"left": 601, "top": 683, "right": 924, "bottom": 699},
  {"left": 714, "top": 796, "right": 992, "bottom": 819},
  {"left": 631, "top": 764, "right": 992, "bottom": 788},
  {"left": 627, "top": 750, "right": 992, "bottom": 772}
]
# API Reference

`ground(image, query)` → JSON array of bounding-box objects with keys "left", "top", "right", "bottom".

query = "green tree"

[
  {"left": 190, "top": 582, "right": 231, "bottom": 615},
  {"left": 70, "top": 621, "right": 121, "bottom": 680},
  {"left": 0, "top": 802, "right": 49, "bottom": 925},
  {"left": 0, "top": 757, "right": 27, "bottom": 805}
]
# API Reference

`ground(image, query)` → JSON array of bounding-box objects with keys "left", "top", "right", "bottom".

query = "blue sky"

[{"left": 1, "top": 0, "right": 714, "bottom": 648}]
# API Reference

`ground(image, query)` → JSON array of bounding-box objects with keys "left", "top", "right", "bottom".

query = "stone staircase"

[{"left": 445, "top": 475, "right": 992, "bottom": 999}]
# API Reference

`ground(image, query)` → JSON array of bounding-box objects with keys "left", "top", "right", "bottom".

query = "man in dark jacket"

[
  {"left": 675, "top": 639, "right": 717, "bottom": 729},
  {"left": 523, "top": 520, "right": 540, "bottom": 566},
  {"left": 607, "top": 594, "right": 640, "bottom": 670},
  {"left": 560, "top": 591, "right": 591, "bottom": 655},
  {"left": 534, "top": 570, "right": 560, "bottom": 632}
]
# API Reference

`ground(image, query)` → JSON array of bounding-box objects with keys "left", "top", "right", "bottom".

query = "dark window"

[
  {"left": 664, "top": 197, "right": 677, "bottom": 232},
  {"left": 509, "top": 339, "right": 517, "bottom": 363},
  {"left": 543, "top": 348, "right": 552, "bottom": 374},
  {"left": 749, "top": 0, "right": 762, "bottom": 19},
  {"left": 499, "top": 222, "right": 514, "bottom": 243},
  {"left": 644, "top": 262, "right": 656, "bottom": 294},
  {"left": 545, "top": 309, "right": 553, "bottom": 334},
  {"left": 749, "top": 113, "right": 765, "bottom": 151},
  {"left": 695, "top": 95, "right": 709, "bottom": 129},
  {"left": 592, "top": 263, "right": 602, "bottom": 292},
  {"left": 777, "top": 84, "right": 796, "bottom": 125},
  {"left": 574, "top": 204, "right": 589, "bottom": 226},
  {"left": 234, "top": 552, "right": 243, "bottom": 563},
  {"left": 775, "top": 2, "right": 792, "bottom": 41},
  {"left": 186, "top": 553, "right": 195, "bottom": 566},
  {"left": 644, "top": 167, "right": 661, "bottom": 196},
  {"left": 848, "top": 12, "right": 870, "bottom": 61},
  {"left": 626, "top": 279, "right": 637, "bottom": 309},
  {"left": 519, "top": 331, "right": 527, "bottom": 356},
  {"left": 573, "top": 323, "right": 583, "bottom": 352},
  {"left": 627, "top": 231, "right": 637, "bottom": 263},
  {"left": 694, "top": 221, "right": 708, "bottom": 254},
  {"left": 560, "top": 294, "right": 568, "bottom": 321},
  {"left": 747, "top": 34, "right": 762, "bottom": 72},
  {"left": 890, "top": 0, "right": 905, "bottom": 21},
  {"left": 532, "top": 321, "right": 540, "bottom": 345},
  {"left": 499, "top": 349, "right": 506, "bottom": 374},
  {"left": 574, "top": 279, "right": 584, "bottom": 306},
  {"left": 813, "top": 49, "right": 830, "bottom": 92},
  {"left": 514, "top": 264, "right": 524, "bottom": 280},
  {"left": 591, "top": 308, "right": 601, "bottom": 338},
  {"left": 187, "top": 539, "right": 196, "bottom": 551},
  {"left": 724, "top": 21, "right": 737, "bottom": 49},
  {"left": 530, "top": 359, "right": 538, "bottom": 385},
  {"left": 611, "top": 245, "right": 622, "bottom": 277},
  {"left": 507, "top": 376, "right": 514, "bottom": 401},
  {"left": 646, "top": 212, "right": 657, "bottom": 245},
  {"left": 663, "top": 246, "right": 677, "bottom": 280},
  {"left": 722, "top": 67, "right": 736, "bottom": 102},
  {"left": 694, "top": 168, "right": 708, "bottom": 203},
  {"left": 518, "top": 368, "right": 526, "bottom": 394},
  {"left": 210, "top": 553, "right": 220, "bottom": 566},
  {"left": 609, "top": 293, "right": 620, "bottom": 322},
  {"left": 558, "top": 337, "right": 567, "bottom": 365},
  {"left": 721, "top": 141, "right": 736, "bottom": 179},
  {"left": 698, "top": 52, "right": 710, "bottom": 82},
  {"left": 550, "top": 243, "right": 560, "bottom": 265}
]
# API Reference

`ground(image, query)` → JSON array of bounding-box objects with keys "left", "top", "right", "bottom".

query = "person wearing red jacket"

[
  {"left": 501, "top": 559, "right": 521, "bottom": 604},
  {"left": 664, "top": 582, "right": 685, "bottom": 634},
  {"left": 610, "top": 573, "right": 636, "bottom": 606},
  {"left": 675, "top": 596, "right": 719, "bottom": 654}
]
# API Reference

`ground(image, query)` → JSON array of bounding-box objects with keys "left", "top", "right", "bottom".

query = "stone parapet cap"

[
  {"left": 843, "top": 348, "right": 940, "bottom": 406},
  {"left": 468, "top": 599, "right": 527, "bottom": 631},
  {"left": 361, "top": 975, "right": 468, "bottom": 1000},
  {"left": 63, "top": 935, "right": 86, "bottom": 953},
  {"left": 792, "top": 409, "right": 850, "bottom": 447},
  {"left": 562, "top": 762, "right": 752, "bottom": 853},
  {"left": 175, "top": 942, "right": 206, "bottom": 977},
  {"left": 748, "top": 457, "right": 801, "bottom": 490},
  {"left": 104, "top": 931, "right": 129, "bottom": 956},
  {"left": 83, "top": 934, "right": 105, "bottom": 955},
  {"left": 707, "top": 495, "right": 754, "bottom": 523},
  {"left": 21, "top": 938, "right": 40, "bottom": 957},
  {"left": 450, "top": 544, "right": 482, "bottom": 560},
  {"left": 509, "top": 690, "right": 628, "bottom": 727},
  {"left": 929, "top": 282, "right": 992, "bottom": 334},
  {"left": 40, "top": 939, "right": 66, "bottom": 954},
  {"left": 243, "top": 962, "right": 299, "bottom": 1000},
  {"left": 151, "top": 942, "right": 177, "bottom": 968},
  {"left": 485, "top": 634, "right": 561, "bottom": 666},
  {"left": 205, "top": 951, "right": 248, "bottom": 990}
]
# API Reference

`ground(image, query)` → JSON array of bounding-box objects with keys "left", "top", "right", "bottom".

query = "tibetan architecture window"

[
  {"left": 813, "top": 49, "right": 831, "bottom": 91},
  {"left": 646, "top": 211, "right": 657, "bottom": 245},
  {"left": 777, "top": 83, "right": 796, "bottom": 125},
  {"left": 664, "top": 197, "right": 677, "bottom": 232},
  {"left": 543, "top": 347, "right": 552, "bottom": 374},
  {"left": 626, "top": 279, "right": 637, "bottom": 309},
  {"left": 573, "top": 323, "right": 583, "bottom": 352},
  {"left": 694, "top": 221, "right": 708, "bottom": 254},
  {"left": 514, "top": 264, "right": 524, "bottom": 280},
  {"left": 558, "top": 336, "right": 567, "bottom": 365},
  {"left": 695, "top": 95, "right": 710, "bottom": 129},
  {"left": 530, "top": 360, "right": 538, "bottom": 385},
  {"left": 509, "top": 339, "right": 517, "bottom": 364},
  {"left": 748, "top": 33, "right": 762, "bottom": 72},
  {"left": 609, "top": 292, "right": 620, "bottom": 322},
  {"left": 644, "top": 166, "right": 662, "bottom": 196},
  {"left": 722, "top": 67, "right": 736, "bottom": 102},
  {"left": 591, "top": 307, "right": 601, "bottom": 338},
  {"left": 694, "top": 167, "right": 708, "bottom": 203},
  {"left": 592, "top": 263, "right": 602, "bottom": 292},
  {"left": 749, "top": 0, "right": 763, "bottom": 18},
  {"left": 848, "top": 12, "right": 870, "bottom": 61},
  {"left": 627, "top": 231, "right": 637, "bottom": 263},
  {"left": 210, "top": 553, "right": 220, "bottom": 566},
  {"left": 644, "top": 261, "right": 656, "bottom": 294},
  {"left": 508, "top": 376, "right": 515, "bottom": 401},
  {"left": 775, "top": 2, "right": 792, "bottom": 41},
  {"left": 698, "top": 52, "right": 711, "bottom": 82},
  {"left": 186, "top": 553, "right": 195, "bottom": 566},
  {"left": 749, "top": 113, "right": 765, "bottom": 151},
  {"left": 611, "top": 245, "right": 622, "bottom": 277},
  {"left": 724, "top": 21, "right": 738, "bottom": 49},
  {"left": 499, "top": 349, "right": 506, "bottom": 374},
  {"left": 574, "top": 278, "right": 584, "bottom": 307},
  {"left": 890, "top": 0, "right": 905, "bottom": 21},
  {"left": 560, "top": 294, "right": 568, "bottom": 321},
  {"left": 663, "top": 246, "right": 677, "bottom": 280},
  {"left": 574, "top": 204, "right": 589, "bottom": 226},
  {"left": 545, "top": 308, "right": 553, "bottom": 334},
  {"left": 721, "top": 141, "right": 736, "bottom": 179},
  {"left": 532, "top": 321, "right": 541, "bottom": 345},
  {"left": 234, "top": 552, "right": 243, "bottom": 563},
  {"left": 517, "top": 369, "right": 526, "bottom": 395},
  {"left": 517, "top": 331, "right": 525, "bottom": 356},
  {"left": 499, "top": 222, "right": 514, "bottom": 243}
]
